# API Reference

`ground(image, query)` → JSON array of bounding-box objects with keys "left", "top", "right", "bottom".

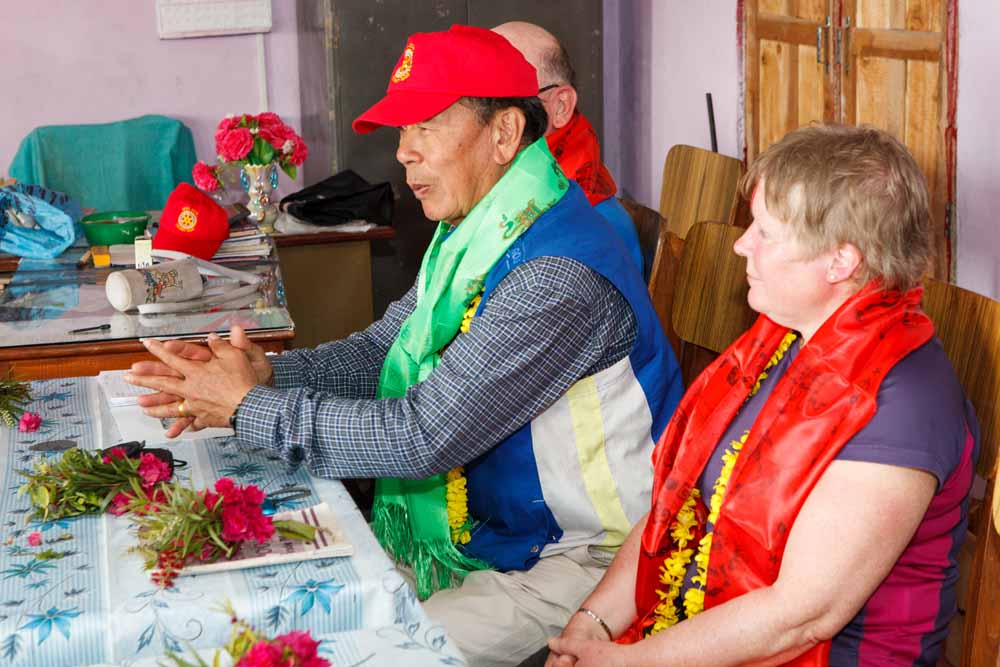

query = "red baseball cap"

[
  {"left": 352, "top": 24, "right": 538, "bottom": 134},
  {"left": 152, "top": 183, "right": 229, "bottom": 260}
]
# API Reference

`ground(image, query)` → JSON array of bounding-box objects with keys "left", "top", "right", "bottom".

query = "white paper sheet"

[
  {"left": 109, "top": 403, "right": 234, "bottom": 442},
  {"left": 97, "top": 369, "right": 155, "bottom": 407},
  {"left": 178, "top": 503, "right": 353, "bottom": 577}
]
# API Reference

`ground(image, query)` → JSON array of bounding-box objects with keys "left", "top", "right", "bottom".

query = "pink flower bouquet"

[
  {"left": 193, "top": 113, "right": 308, "bottom": 192},
  {"left": 166, "top": 603, "right": 330, "bottom": 667},
  {"left": 17, "top": 446, "right": 173, "bottom": 521},
  {"left": 127, "top": 478, "right": 317, "bottom": 588}
]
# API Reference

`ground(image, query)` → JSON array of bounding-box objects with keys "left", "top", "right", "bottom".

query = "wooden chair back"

[
  {"left": 618, "top": 198, "right": 683, "bottom": 357},
  {"left": 671, "top": 222, "right": 757, "bottom": 384},
  {"left": 659, "top": 145, "right": 744, "bottom": 239},
  {"left": 921, "top": 279, "right": 1000, "bottom": 667}
]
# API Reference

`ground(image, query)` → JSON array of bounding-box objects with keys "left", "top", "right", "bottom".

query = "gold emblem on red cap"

[
  {"left": 391, "top": 42, "right": 415, "bottom": 83},
  {"left": 176, "top": 206, "right": 198, "bottom": 233}
]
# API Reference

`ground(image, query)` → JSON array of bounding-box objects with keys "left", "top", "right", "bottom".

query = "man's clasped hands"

[{"left": 124, "top": 325, "right": 270, "bottom": 438}]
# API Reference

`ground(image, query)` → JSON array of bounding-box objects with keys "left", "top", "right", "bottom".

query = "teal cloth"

[{"left": 8, "top": 114, "right": 196, "bottom": 211}]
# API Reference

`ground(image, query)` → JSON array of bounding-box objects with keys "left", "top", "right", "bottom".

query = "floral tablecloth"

[{"left": 0, "top": 377, "right": 465, "bottom": 667}]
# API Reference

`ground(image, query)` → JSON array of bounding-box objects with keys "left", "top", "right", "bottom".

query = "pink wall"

[
  {"left": 955, "top": 1, "right": 1000, "bottom": 298},
  {"left": 1, "top": 0, "right": 303, "bottom": 191},
  {"left": 607, "top": 0, "right": 1000, "bottom": 299}
]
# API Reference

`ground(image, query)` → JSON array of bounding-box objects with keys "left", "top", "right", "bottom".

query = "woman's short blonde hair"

[{"left": 740, "top": 124, "right": 933, "bottom": 291}]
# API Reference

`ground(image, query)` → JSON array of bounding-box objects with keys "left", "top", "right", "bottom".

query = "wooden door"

[
  {"left": 743, "top": 0, "right": 957, "bottom": 279},
  {"left": 745, "top": 0, "right": 837, "bottom": 162},
  {"left": 841, "top": 0, "right": 955, "bottom": 279}
]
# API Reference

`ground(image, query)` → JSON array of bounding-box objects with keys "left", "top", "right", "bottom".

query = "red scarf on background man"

[
  {"left": 621, "top": 282, "right": 934, "bottom": 666},
  {"left": 546, "top": 111, "right": 617, "bottom": 206}
]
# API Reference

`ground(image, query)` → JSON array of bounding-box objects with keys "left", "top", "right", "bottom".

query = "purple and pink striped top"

[{"left": 688, "top": 337, "right": 978, "bottom": 666}]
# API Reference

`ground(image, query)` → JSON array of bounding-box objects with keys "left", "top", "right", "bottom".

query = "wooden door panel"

[
  {"left": 854, "top": 56, "right": 906, "bottom": 138},
  {"left": 750, "top": 2, "right": 834, "bottom": 160},
  {"left": 843, "top": 0, "right": 949, "bottom": 277},
  {"left": 745, "top": 0, "right": 954, "bottom": 277}
]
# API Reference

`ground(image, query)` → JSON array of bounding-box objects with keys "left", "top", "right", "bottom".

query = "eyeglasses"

[{"left": 538, "top": 83, "right": 561, "bottom": 94}]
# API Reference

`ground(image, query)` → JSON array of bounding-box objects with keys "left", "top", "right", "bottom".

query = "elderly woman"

[{"left": 546, "top": 124, "right": 978, "bottom": 667}]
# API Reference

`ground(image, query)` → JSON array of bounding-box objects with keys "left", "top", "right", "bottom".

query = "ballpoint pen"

[{"left": 68, "top": 323, "right": 111, "bottom": 334}]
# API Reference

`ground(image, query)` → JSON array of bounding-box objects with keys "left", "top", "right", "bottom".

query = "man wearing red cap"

[
  {"left": 127, "top": 25, "right": 681, "bottom": 666},
  {"left": 493, "top": 21, "right": 644, "bottom": 277}
]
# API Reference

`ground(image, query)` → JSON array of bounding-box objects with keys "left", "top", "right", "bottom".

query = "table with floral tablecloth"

[{"left": 0, "top": 376, "right": 465, "bottom": 667}]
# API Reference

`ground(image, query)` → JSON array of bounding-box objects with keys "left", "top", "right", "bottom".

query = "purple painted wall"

[
  {"left": 1, "top": 0, "right": 303, "bottom": 191},
  {"left": 956, "top": 1, "right": 1000, "bottom": 298},
  {"left": 606, "top": 0, "right": 1000, "bottom": 299}
]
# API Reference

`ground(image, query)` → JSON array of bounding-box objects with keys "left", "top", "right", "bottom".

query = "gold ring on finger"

[{"left": 177, "top": 401, "right": 187, "bottom": 418}]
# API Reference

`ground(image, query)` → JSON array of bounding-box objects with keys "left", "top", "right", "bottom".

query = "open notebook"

[{"left": 178, "top": 502, "right": 353, "bottom": 577}]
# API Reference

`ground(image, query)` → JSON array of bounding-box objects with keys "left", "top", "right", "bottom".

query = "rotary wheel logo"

[
  {"left": 391, "top": 42, "right": 415, "bottom": 83},
  {"left": 176, "top": 206, "right": 198, "bottom": 232}
]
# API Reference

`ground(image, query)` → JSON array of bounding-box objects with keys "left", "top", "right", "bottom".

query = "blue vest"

[
  {"left": 462, "top": 182, "right": 683, "bottom": 571},
  {"left": 594, "top": 196, "right": 644, "bottom": 278}
]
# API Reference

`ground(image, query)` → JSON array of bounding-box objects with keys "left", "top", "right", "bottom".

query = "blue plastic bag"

[{"left": 0, "top": 184, "right": 81, "bottom": 259}]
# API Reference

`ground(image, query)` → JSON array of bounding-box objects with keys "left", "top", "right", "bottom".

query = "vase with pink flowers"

[{"left": 192, "top": 113, "right": 308, "bottom": 233}]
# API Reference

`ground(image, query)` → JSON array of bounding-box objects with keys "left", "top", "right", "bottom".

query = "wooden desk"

[
  {"left": 0, "top": 330, "right": 292, "bottom": 381},
  {"left": 0, "top": 251, "right": 294, "bottom": 381},
  {"left": 272, "top": 226, "right": 394, "bottom": 349}
]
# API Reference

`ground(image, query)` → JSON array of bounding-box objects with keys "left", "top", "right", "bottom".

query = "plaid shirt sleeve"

[
  {"left": 267, "top": 284, "right": 417, "bottom": 399},
  {"left": 235, "top": 256, "right": 636, "bottom": 479}
]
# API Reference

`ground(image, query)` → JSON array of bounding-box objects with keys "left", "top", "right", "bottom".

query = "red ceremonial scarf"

[
  {"left": 545, "top": 111, "right": 617, "bottom": 206},
  {"left": 622, "top": 282, "right": 934, "bottom": 666}
]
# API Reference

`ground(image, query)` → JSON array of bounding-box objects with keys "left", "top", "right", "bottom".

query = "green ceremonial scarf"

[{"left": 373, "top": 139, "right": 569, "bottom": 599}]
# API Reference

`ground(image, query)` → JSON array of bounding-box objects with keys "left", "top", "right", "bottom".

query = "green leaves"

[
  {"left": 273, "top": 519, "right": 317, "bottom": 543},
  {"left": 0, "top": 370, "right": 32, "bottom": 420},
  {"left": 16, "top": 447, "right": 141, "bottom": 521},
  {"left": 248, "top": 136, "right": 276, "bottom": 166}
]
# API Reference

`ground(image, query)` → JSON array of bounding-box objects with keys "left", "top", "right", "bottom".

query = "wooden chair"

[
  {"left": 921, "top": 279, "right": 1000, "bottom": 667},
  {"left": 670, "top": 222, "right": 756, "bottom": 384},
  {"left": 659, "top": 145, "right": 745, "bottom": 239},
  {"left": 618, "top": 197, "right": 683, "bottom": 357}
]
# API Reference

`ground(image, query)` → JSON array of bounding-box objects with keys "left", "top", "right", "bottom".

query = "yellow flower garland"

[
  {"left": 649, "top": 332, "right": 797, "bottom": 634},
  {"left": 442, "top": 294, "right": 484, "bottom": 546},
  {"left": 446, "top": 467, "right": 472, "bottom": 544}
]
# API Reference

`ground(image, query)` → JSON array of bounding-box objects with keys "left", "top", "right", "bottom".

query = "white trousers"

[{"left": 417, "top": 546, "right": 612, "bottom": 667}]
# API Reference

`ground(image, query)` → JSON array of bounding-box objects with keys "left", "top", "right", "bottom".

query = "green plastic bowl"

[{"left": 81, "top": 210, "right": 150, "bottom": 246}]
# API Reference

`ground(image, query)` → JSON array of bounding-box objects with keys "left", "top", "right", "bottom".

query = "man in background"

[{"left": 493, "top": 21, "right": 644, "bottom": 276}]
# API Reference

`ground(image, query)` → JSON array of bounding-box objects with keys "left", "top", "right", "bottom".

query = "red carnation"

[
  {"left": 108, "top": 491, "right": 133, "bottom": 516},
  {"left": 18, "top": 412, "right": 41, "bottom": 433},
  {"left": 288, "top": 137, "right": 308, "bottom": 166},
  {"left": 137, "top": 453, "right": 172, "bottom": 489},
  {"left": 192, "top": 161, "right": 220, "bottom": 192},
  {"left": 275, "top": 630, "right": 328, "bottom": 666},
  {"left": 234, "top": 641, "right": 284, "bottom": 667},
  {"left": 216, "top": 115, "right": 242, "bottom": 133},
  {"left": 217, "top": 128, "right": 254, "bottom": 161},
  {"left": 259, "top": 123, "right": 295, "bottom": 151},
  {"left": 214, "top": 477, "right": 237, "bottom": 500},
  {"left": 255, "top": 112, "right": 284, "bottom": 130},
  {"left": 102, "top": 446, "right": 127, "bottom": 464}
]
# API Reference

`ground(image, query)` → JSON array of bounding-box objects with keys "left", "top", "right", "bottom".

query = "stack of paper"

[
  {"left": 212, "top": 235, "right": 271, "bottom": 260},
  {"left": 98, "top": 369, "right": 155, "bottom": 406},
  {"left": 98, "top": 369, "right": 235, "bottom": 442}
]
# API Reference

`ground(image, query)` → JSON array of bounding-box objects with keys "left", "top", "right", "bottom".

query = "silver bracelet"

[{"left": 577, "top": 607, "right": 614, "bottom": 641}]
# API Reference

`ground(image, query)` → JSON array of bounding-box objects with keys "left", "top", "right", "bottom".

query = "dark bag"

[
  {"left": 279, "top": 169, "right": 393, "bottom": 226},
  {"left": 100, "top": 441, "right": 186, "bottom": 477}
]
